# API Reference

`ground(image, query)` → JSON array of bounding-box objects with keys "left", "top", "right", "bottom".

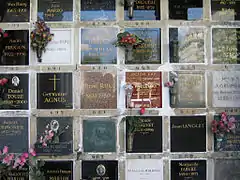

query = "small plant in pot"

[{"left": 30, "top": 20, "right": 54, "bottom": 63}]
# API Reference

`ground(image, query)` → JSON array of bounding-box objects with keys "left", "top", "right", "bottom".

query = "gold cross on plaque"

[{"left": 48, "top": 74, "right": 60, "bottom": 91}]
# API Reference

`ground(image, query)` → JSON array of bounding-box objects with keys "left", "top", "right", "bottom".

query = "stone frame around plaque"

[
  {"left": 170, "top": 159, "right": 207, "bottom": 180},
  {"left": 34, "top": 28, "right": 73, "bottom": 65}
]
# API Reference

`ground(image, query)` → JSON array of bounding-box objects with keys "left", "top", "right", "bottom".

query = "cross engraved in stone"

[{"left": 48, "top": 74, "right": 60, "bottom": 91}]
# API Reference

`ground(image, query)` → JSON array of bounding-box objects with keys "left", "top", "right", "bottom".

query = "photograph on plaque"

[
  {"left": 170, "top": 116, "right": 206, "bottom": 152},
  {"left": 124, "top": 0, "right": 160, "bottom": 20},
  {"left": 215, "top": 159, "right": 240, "bottom": 180},
  {"left": 171, "top": 160, "right": 207, "bottom": 180},
  {"left": 0, "top": 117, "right": 28, "bottom": 153},
  {"left": 212, "top": 71, "right": 240, "bottom": 107},
  {"left": 0, "top": 30, "right": 29, "bottom": 66},
  {"left": 170, "top": 72, "right": 205, "bottom": 108},
  {"left": 82, "top": 160, "right": 118, "bottom": 180},
  {"left": 126, "top": 159, "right": 163, "bottom": 180},
  {"left": 212, "top": 28, "right": 240, "bottom": 64},
  {"left": 38, "top": 29, "right": 72, "bottom": 64},
  {"left": 169, "top": 0, "right": 203, "bottom": 20},
  {"left": 214, "top": 115, "right": 240, "bottom": 151},
  {"left": 125, "top": 72, "right": 162, "bottom": 108},
  {"left": 38, "top": 0, "right": 73, "bottom": 21},
  {"left": 169, "top": 28, "right": 204, "bottom": 63},
  {"left": 37, "top": 73, "right": 73, "bottom": 109},
  {"left": 126, "top": 116, "right": 162, "bottom": 153},
  {"left": 81, "top": 0, "right": 115, "bottom": 21},
  {"left": 43, "top": 161, "right": 73, "bottom": 180},
  {"left": 211, "top": 0, "right": 239, "bottom": 21},
  {"left": 0, "top": 74, "right": 29, "bottom": 110},
  {"left": 81, "top": 71, "right": 117, "bottom": 109},
  {"left": 35, "top": 117, "right": 73, "bottom": 155},
  {"left": 83, "top": 120, "right": 116, "bottom": 152},
  {"left": 80, "top": 28, "right": 117, "bottom": 64},
  {"left": 0, "top": 0, "right": 30, "bottom": 22},
  {"left": 125, "top": 28, "right": 161, "bottom": 64}
]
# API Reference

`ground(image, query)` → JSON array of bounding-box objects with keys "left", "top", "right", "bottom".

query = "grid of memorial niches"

[{"left": 1, "top": 0, "right": 238, "bottom": 22}]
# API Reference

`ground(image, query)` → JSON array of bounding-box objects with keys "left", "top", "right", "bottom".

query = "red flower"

[
  {"left": 140, "top": 107, "right": 145, "bottom": 115},
  {"left": 211, "top": 127, "right": 217, "bottom": 133},
  {"left": 221, "top": 112, "right": 227, "bottom": 118},
  {"left": 2, "top": 78, "right": 8, "bottom": 84},
  {"left": 3, "top": 33, "right": 8, "bottom": 38},
  {"left": 0, "top": 28, "right": 2, "bottom": 33}
]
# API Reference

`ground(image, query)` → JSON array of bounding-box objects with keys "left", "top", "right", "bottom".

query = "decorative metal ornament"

[
  {"left": 50, "top": 120, "right": 60, "bottom": 132},
  {"left": 96, "top": 164, "right": 106, "bottom": 176},
  {"left": 124, "top": 83, "right": 134, "bottom": 108},
  {"left": 126, "top": 0, "right": 136, "bottom": 19}
]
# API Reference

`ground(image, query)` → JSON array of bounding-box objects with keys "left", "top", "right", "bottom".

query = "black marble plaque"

[
  {"left": 169, "top": 28, "right": 204, "bottom": 63},
  {"left": 214, "top": 115, "right": 240, "bottom": 151},
  {"left": 2, "top": 165, "right": 29, "bottom": 180},
  {"left": 215, "top": 159, "right": 240, "bottom": 180},
  {"left": 125, "top": 28, "right": 161, "bottom": 64},
  {"left": 212, "top": 28, "right": 240, "bottom": 64},
  {"left": 81, "top": 28, "right": 117, "bottom": 64},
  {"left": 124, "top": 0, "right": 160, "bottom": 20},
  {"left": 0, "top": 74, "right": 28, "bottom": 110},
  {"left": 82, "top": 160, "right": 118, "bottom": 180},
  {"left": 211, "top": 0, "right": 240, "bottom": 21},
  {"left": 83, "top": 120, "right": 116, "bottom": 152},
  {"left": 126, "top": 116, "right": 162, "bottom": 153},
  {"left": 0, "top": 117, "right": 28, "bottom": 153},
  {"left": 171, "top": 160, "right": 206, "bottom": 180},
  {"left": 35, "top": 117, "right": 73, "bottom": 155},
  {"left": 43, "top": 161, "right": 73, "bottom": 180},
  {"left": 38, "top": 0, "right": 73, "bottom": 21},
  {"left": 37, "top": 73, "right": 73, "bottom": 109},
  {"left": 0, "top": 30, "right": 29, "bottom": 65},
  {"left": 169, "top": 0, "right": 203, "bottom": 20},
  {"left": 0, "top": 0, "right": 30, "bottom": 22},
  {"left": 81, "top": 0, "right": 115, "bottom": 21},
  {"left": 171, "top": 116, "right": 206, "bottom": 152}
]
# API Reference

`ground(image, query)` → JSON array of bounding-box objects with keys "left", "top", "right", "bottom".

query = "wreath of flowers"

[{"left": 113, "top": 31, "right": 144, "bottom": 48}]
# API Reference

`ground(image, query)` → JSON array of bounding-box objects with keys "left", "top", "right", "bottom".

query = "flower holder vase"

[
  {"left": 36, "top": 48, "right": 43, "bottom": 63},
  {"left": 126, "top": 45, "right": 133, "bottom": 63},
  {"left": 127, "top": 133, "right": 134, "bottom": 152}
]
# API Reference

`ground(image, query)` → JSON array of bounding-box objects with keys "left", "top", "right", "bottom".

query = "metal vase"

[
  {"left": 126, "top": 45, "right": 133, "bottom": 63},
  {"left": 127, "top": 133, "right": 134, "bottom": 152},
  {"left": 36, "top": 47, "right": 43, "bottom": 62}
]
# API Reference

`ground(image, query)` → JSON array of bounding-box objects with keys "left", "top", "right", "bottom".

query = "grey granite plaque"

[
  {"left": 171, "top": 72, "right": 205, "bottom": 108},
  {"left": 215, "top": 159, "right": 240, "bottom": 180},
  {"left": 212, "top": 71, "right": 240, "bottom": 107}
]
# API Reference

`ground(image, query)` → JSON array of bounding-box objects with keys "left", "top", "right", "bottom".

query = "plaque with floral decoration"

[
  {"left": 0, "top": 146, "right": 45, "bottom": 180},
  {"left": 35, "top": 117, "right": 73, "bottom": 155},
  {"left": 0, "top": 28, "right": 9, "bottom": 59},
  {"left": 30, "top": 19, "right": 54, "bottom": 62}
]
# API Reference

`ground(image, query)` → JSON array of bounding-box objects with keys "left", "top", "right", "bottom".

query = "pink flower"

[
  {"left": 15, "top": 157, "right": 21, "bottom": 163},
  {"left": 1, "top": 78, "right": 8, "bottom": 84},
  {"left": 42, "top": 142, "right": 47, "bottom": 147},
  {"left": 3, "top": 33, "right": 8, "bottom": 38},
  {"left": 164, "top": 81, "right": 174, "bottom": 87},
  {"left": 3, "top": 146, "right": 8, "bottom": 154},
  {"left": 13, "top": 163, "right": 18, "bottom": 169},
  {"left": 48, "top": 130, "right": 54, "bottom": 138},
  {"left": 2, "top": 156, "right": 10, "bottom": 164},
  {"left": 22, "top": 152, "right": 29, "bottom": 158},
  {"left": 29, "top": 148, "right": 36, "bottom": 156},
  {"left": 8, "top": 154, "right": 14, "bottom": 161},
  {"left": 221, "top": 112, "right": 227, "bottom": 118},
  {"left": 20, "top": 156, "right": 26, "bottom": 163}
]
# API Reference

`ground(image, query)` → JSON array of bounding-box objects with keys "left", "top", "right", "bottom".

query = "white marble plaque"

[
  {"left": 126, "top": 159, "right": 163, "bottom": 180},
  {"left": 39, "top": 29, "right": 72, "bottom": 64},
  {"left": 213, "top": 71, "right": 240, "bottom": 107}
]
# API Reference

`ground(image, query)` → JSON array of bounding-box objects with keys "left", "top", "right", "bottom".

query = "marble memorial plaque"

[
  {"left": 0, "top": 117, "right": 28, "bottom": 153},
  {"left": 215, "top": 159, "right": 240, "bottom": 180},
  {"left": 171, "top": 116, "right": 206, "bottom": 152},
  {"left": 0, "top": 30, "right": 29, "bottom": 66},
  {"left": 214, "top": 115, "right": 240, "bottom": 151},
  {"left": 169, "top": 0, "right": 203, "bottom": 20},
  {"left": 37, "top": 73, "right": 73, "bottom": 109},
  {"left": 212, "top": 28, "right": 240, "bottom": 64},
  {"left": 38, "top": 0, "right": 73, "bottom": 21},
  {"left": 124, "top": 0, "right": 160, "bottom": 20},
  {"left": 171, "top": 160, "right": 207, "bottom": 180},
  {"left": 43, "top": 161, "right": 73, "bottom": 180},
  {"left": 81, "top": 71, "right": 117, "bottom": 109},
  {"left": 126, "top": 159, "right": 163, "bottom": 180},
  {"left": 39, "top": 29, "right": 72, "bottom": 64},
  {"left": 81, "top": 28, "right": 117, "bottom": 64},
  {"left": 212, "top": 71, "right": 240, "bottom": 107},
  {"left": 83, "top": 120, "right": 116, "bottom": 152},
  {"left": 4, "top": 165, "right": 29, "bottom": 180},
  {"left": 126, "top": 116, "right": 162, "bottom": 153},
  {"left": 35, "top": 117, "right": 73, "bottom": 155},
  {"left": 81, "top": 0, "right": 115, "bottom": 21},
  {"left": 171, "top": 73, "right": 205, "bottom": 108},
  {"left": 0, "top": 0, "right": 30, "bottom": 22},
  {"left": 126, "top": 72, "right": 162, "bottom": 108},
  {"left": 169, "top": 28, "right": 204, "bottom": 63},
  {"left": 0, "top": 74, "right": 28, "bottom": 110},
  {"left": 82, "top": 160, "right": 118, "bottom": 180},
  {"left": 211, "top": 0, "right": 240, "bottom": 21},
  {"left": 125, "top": 28, "right": 161, "bottom": 64}
]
